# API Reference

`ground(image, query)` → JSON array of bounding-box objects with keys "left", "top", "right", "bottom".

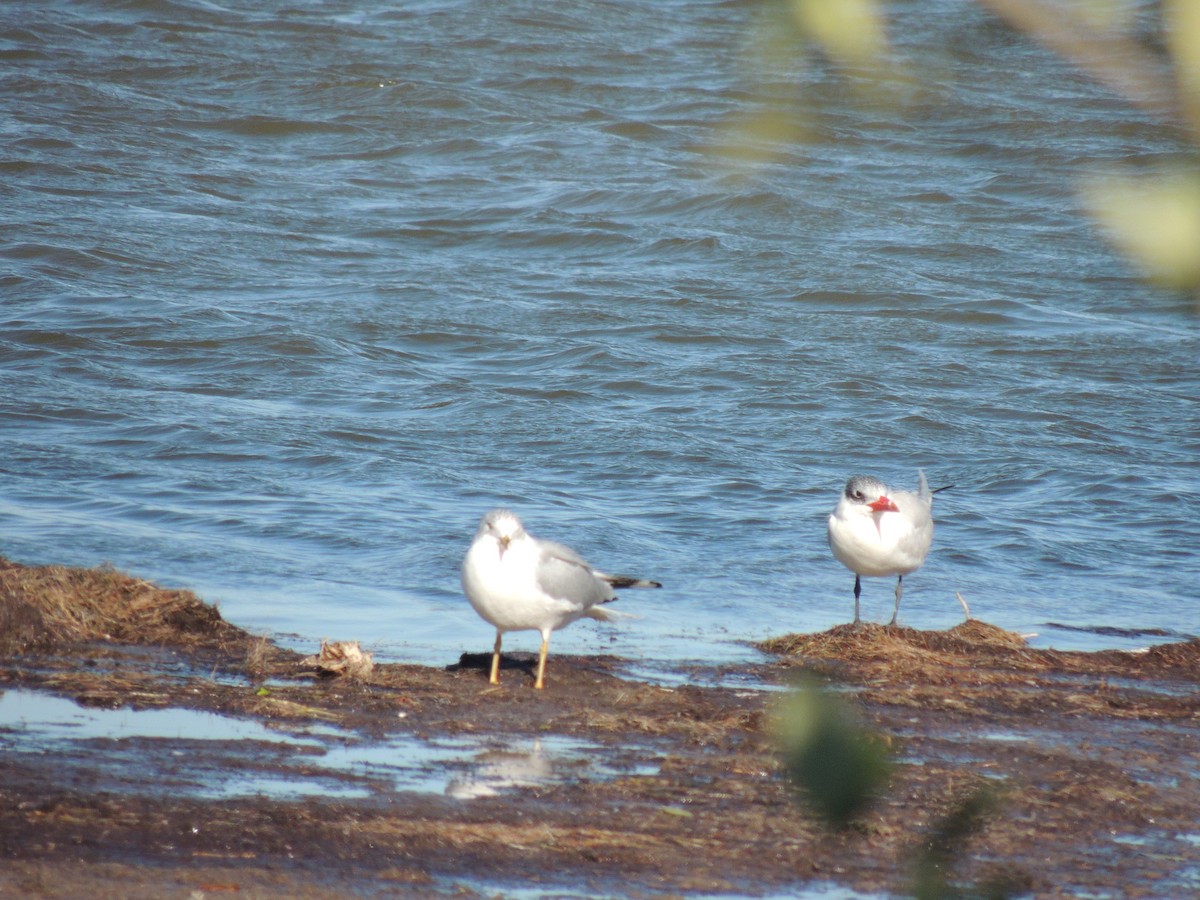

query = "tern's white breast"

[{"left": 827, "top": 506, "right": 932, "bottom": 577}]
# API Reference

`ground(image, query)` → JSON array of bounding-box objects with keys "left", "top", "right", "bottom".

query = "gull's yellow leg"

[
  {"left": 534, "top": 633, "right": 550, "bottom": 690},
  {"left": 489, "top": 631, "right": 502, "bottom": 685}
]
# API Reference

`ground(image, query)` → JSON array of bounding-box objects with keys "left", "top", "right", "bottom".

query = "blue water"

[{"left": 2, "top": 0, "right": 1197, "bottom": 672}]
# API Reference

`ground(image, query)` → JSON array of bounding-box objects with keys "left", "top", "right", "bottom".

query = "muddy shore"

[{"left": 1, "top": 558, "right": 1197, "bottom": 898}]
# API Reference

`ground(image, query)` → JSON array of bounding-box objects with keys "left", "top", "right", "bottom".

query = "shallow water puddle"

[
  {"left": 0, "top": 687, "right": 330, "bottom": 746},
  {"left": 0, "top": 688, "right": 655, "bottom": 801},
  {"left": 0, "top": 687, "right": 356, "bottom": 799}
]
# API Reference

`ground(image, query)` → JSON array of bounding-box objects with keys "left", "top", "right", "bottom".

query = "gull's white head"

[
  {"left": 841, "top": 475, "right": 899, "bottom": 515},
  {"left": 476, "top": 508, "right": 527, "bottom": 556}
]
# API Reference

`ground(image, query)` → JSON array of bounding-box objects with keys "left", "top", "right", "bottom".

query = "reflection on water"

[{"left": 445, "top": 736, "right": 658, "bottom": 800}]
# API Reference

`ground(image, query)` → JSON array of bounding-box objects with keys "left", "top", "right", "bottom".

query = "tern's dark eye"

[{"left": 851, "top": 490, "right": 864, "bottom": 501}]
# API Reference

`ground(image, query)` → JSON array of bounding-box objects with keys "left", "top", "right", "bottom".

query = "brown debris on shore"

[
  {"left": 760, "top": 619, "right": 1200, "bottom": 721},
  {"left": 1, "top": 558, "right": 1198, "bottom": 898},
  {"left": 301, "top": 639, "right": 375, "bottom": 680},
  {"left": 0, "top": 557, "right": 251, "bottom": 654}
]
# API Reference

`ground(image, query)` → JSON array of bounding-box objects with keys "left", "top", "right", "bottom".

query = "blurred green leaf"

[
  {"left": 774, "top": 679, "right": 892, "bottom": 828},
  {"left": 1082, "top": 169, "right": 1200, "bottom": 292},
  {"left": 788, "top": 0, "right": 888, "bottom": 72},
  {"left": 1168, "top": 0, "right": 1200, "bottom": 134},
  {"left": 913, "top": 784, "right": 1013, "bottom": 900}
]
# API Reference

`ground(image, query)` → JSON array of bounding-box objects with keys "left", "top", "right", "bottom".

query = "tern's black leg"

[
  {"left": 853, "top": 575, "right": 862, "bottom": 625},
  {"left": 889, "top": 575, "right": 903, "bottom": 627}
]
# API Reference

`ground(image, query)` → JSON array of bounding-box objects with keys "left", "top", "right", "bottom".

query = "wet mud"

[{"left": 1, "top": 558, "right": 1197, "bottom": 897}]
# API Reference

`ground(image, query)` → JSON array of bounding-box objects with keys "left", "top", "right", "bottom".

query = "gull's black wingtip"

[{"left": 605, "top": 575, "right": 663, "bottom": 589}]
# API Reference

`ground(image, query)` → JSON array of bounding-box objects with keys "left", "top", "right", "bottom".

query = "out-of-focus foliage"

[
  {"left": 773, "top": 680, "right": 892, "bottom": 828},
  {"left": 912, "top": 784, "right": 1022, "bottom": 900},
  {"left": 1168, "top": 0, "right": 1200, "bottom": 134},
  {"left": 1013, "top": 0, "right": 1200, "bottom": 297},
  {"left": 1083, "top": 169, "right": 1200, "bottom": 291},
  {"left": 775, "top": 679, "right": 1019, "bottom": 896},
  {"left": 787, "top": 0, "right": 888, "bottom": 73},
  {"left": 735, "top": 0, "right": 1200, "bottom": 301},
  {"left": 712, "top": 0, "right": 907, "bottom": 168}
]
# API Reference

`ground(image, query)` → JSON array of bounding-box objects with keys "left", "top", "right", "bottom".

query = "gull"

[
  {"left": 461, "top": 508, "right": 661, "bottom": 689},
  {"left": 827, "top": 471, "right": 946, "bottom": 626}
]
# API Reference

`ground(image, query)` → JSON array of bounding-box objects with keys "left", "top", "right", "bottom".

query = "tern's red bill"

[{"left": 868, "top": 495, "right": 900, "bottom": 513}]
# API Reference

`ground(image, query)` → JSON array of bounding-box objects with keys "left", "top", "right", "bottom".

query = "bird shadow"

[{"left": 448, "top": 651, "right": 538, "bottom": 681}]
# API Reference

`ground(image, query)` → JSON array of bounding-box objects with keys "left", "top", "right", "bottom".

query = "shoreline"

[{"left": 1, "top": 558, "right": 1198, "bottom": 897}]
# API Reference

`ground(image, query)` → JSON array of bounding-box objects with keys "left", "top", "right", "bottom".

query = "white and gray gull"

[{"left": 461, "top": 508, "right": 661, "bottom": 689}]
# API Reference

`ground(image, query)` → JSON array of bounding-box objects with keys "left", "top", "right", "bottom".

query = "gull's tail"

[
  {"left": 589, "top": 573, "right": 658, "bottom": 622},
  {"left": 586, "top": 604, "right": 639, "bottom": 622}
]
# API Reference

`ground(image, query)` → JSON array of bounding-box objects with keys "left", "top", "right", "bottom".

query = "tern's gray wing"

[
  {"left": 534, "top": 539, "right": 614, "bottom": 608},
  {"left": 891, "top": 479, "right": 935, "bottom": 565},
  {"left": 894, "top": 472, "right": 934, "bottom": 519}
]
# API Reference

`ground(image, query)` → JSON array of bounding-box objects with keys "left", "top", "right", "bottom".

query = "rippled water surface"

[{"left": 3, "top": 1, "right": 1197, "bottom": 670}]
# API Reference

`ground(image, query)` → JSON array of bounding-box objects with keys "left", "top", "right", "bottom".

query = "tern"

[
  {"left": 827, "top": 471, "right": 946, "bottom": 626},
  {"left": 461, "top": 509, "right": 661, "bottom": 689}
]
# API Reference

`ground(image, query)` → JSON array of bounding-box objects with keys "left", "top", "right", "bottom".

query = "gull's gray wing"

[{"left": 534, "top": 539, "right": 614, "bottom": 608}]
